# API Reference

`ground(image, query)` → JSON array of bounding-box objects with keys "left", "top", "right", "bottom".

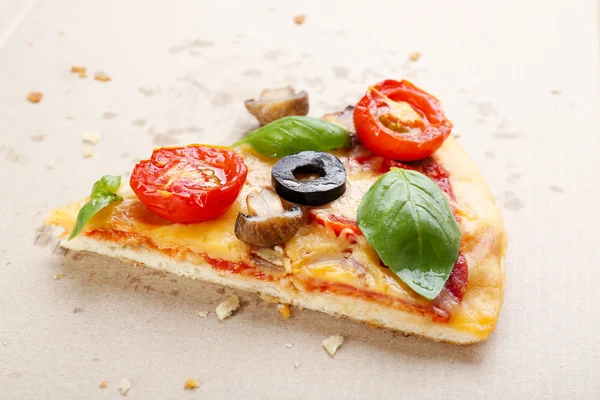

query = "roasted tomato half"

[
  {"left": 353, "top": 80, "right": 453, "bottom": 161},
  {"left": 130, "top": 145, "right": 248, "bottom": 223}
]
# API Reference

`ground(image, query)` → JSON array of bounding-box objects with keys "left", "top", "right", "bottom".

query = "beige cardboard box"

[{"left": 0, "top": 0, "right": 599, "bottom": 398}]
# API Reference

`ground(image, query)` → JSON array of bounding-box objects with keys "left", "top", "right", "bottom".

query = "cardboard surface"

[{"left": 1, "top": 0, "right": 599, "bottom": 398}]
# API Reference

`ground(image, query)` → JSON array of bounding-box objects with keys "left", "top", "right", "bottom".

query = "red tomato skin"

[
  {"left": 130, "top": 145, "right": 247, "bottom": 223},
  {"left": 353, "top": 80, "right": 453, "bottom": 161}
]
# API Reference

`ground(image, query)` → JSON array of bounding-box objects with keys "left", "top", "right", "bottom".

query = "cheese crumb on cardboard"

[
  {"left": 184, "top": 378, "right": 200, "bottom": 390},
  {"left": 216, "top": 295, "right": 240, "bottom": 320},
  {"left": 99, "top": 380, "right": 107, "bottom": 388},
  {"left": 47, "top": 160, "right": 55, "bottom": 170},
  {"left": 82, "top": 132, "right": 101, "bottom": 145},
  {"left": 409, "top": 51, "right": 422, "bottom": 62},
  {"left": 285, "top": 344, "right": 293, "bottom": 348},
  {"left": 294, "top": 361, "right": 299, "bottom": 369},
  {"left": 94, "top": 72, "right": 111, "bottom": 82},
  {"left": 53, "top": 274, "right": 63, "bottom": 280},
  {"left": 322, "top": 335, "right": 344, "bottom": 356},
  {"left": 119, "top": 378, "right": 130, "bottom": 395},
  {"left": 197, "top": 311, "right": 209, "bottom": 318},
  {"left": 27, "top": 92, "right": 43, "bottom": 103},
  {"left": 278, "top": 303, "right": 291, "bottom": 319},
  {"left": 293, "top": 14, "right": 306, "bottom": 25}
]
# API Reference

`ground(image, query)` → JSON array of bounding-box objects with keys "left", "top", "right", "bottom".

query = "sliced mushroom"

[
  {"left": 235, "top": 188, "right": 304, "bottom": 247},
  {"left": 244, "top": 87, "right": 309, "bottom": 126}
]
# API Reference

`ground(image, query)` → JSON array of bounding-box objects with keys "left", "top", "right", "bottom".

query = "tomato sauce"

[{"left": 86, "top": 229, "right": 273, "bottom": 281}]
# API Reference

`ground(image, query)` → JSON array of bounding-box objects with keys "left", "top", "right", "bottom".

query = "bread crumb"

[
  {"left": 322, "top": 335, "right": 344, "bottom": 356},
  {"left": 216, "top": 295, "right": 240, "bottom": 320},
  {"left": 278, "top": 303, "right": 291, "bottom": 319},
  {"left": 409, "top": 52, "right": 422, "bottom": 62},
  {"left": 47, "top": 160, "right": 55, "bottom": 170},
  {"left": 197, "top": 311, "right": 209, "bottom": 318},
  {"left": 294, "top": 14, "right": 306, "bottom": 25},
  {"left": 119, "top": 378, "right": 130, "bottom": 395},
  {"left": 82, "top": 131, "right": 101, "bottom": 145},
  {"left": 294, "top": 361, "right": 299, "bottom": 368},
  {"left": 83, "top": 146, "right": 94, "bottom": 158},
  {"left": 551, "top": 89, "right": 561, "bottom": 95},
  {"left": 27, "top": 92, "right": 43, "bottom": 103},
  {"left": 285, "top": 344, "right": 293, "bottom": 348},
  {"left": 99, "top": 380, "right": 107, "bottom": 388},
  {"left": 59, "top": 31, "right": 64, "bottom": 36},
  {"left": 184, "top": 378, "right": 200, "bottom": 390},
  {"left": 2, "top": 341, "right": 8, "bottom": 346},
  {"left": 27, "top": 42, "right": 33, "bottom": 47},
  {"left": 71, "top": 66, "right": 87, "bottom": 78},
  {"left": 53, "top": 273, "right": 63, "bottom": 280},
  {"left": 94, "top": 72, "right": 111, "bottom": 82}
]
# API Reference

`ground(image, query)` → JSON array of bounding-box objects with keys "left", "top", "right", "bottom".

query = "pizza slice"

[{"left": 45, "top": 79, "right": 506, "bottom": 344}]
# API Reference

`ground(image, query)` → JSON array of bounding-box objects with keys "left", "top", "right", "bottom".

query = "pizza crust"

[
  {"left": 62, "top": 235, "right": 481, "bottom": 343},
  {"left": 434, "top": 136, "right": 507, "bottom": 338}
]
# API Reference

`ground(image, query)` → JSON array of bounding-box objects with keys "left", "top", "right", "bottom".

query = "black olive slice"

[{"left": 271, "top": 151, "right": 347, "bottom": 206}]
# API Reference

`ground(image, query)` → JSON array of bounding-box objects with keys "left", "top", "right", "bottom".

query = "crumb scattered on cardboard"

[
  {"left": 82, "top": 131, "right": 101, "bottom": 145},
  {"left": 285, "top": 344, "right": 293, "bottom": 348},
  {"left": 83, "top": 146, "right": 94, "bottom": 158},
  {"left": 3, "top": 341, "right": 8, "bottom": 346},
  {"left": 294, "top": 14, "right": 306, "bottom": 25},
  {"left": 71, "top": 66, "right": 87, "bottom": 78},
  {"left": 197, "top": 311, "right": 209, "bottom": 318},
  {"left": 278, "top": 303, "right": 291, "bottom": 319},
  {"left": 59, "top": 31, "right": 64, "bottom": 36},
  {"left": 53, "top": 273, "right": 63, "bottom": 280},
  {"left": 184, "top": 378, "right": 200, "bottom": 390},
  {"left": 322, "top": 335, "right": 344, "bottom": 356},
  {"left": 94, "top": 72, "right": 111, "bottom": 82},
  {"left": 99, "top": 380, "right": 108, "bottom": 388},
  {"left": 27, "top": 92, "right": 43, "bottom": 103},
  {"left": 409, "top": 51, "right": 422, "bottom": 62},
  {"left": 47, "top": 160, "right": 55, "bottom": 170},
  {"left": 294, "top": 361, "right": 299, "bottom": 369},
  {"left": 119, "top": 378, "right": 130, "bottom": 395},
  {"left": 216, "top": 295, "right": 240, "bottom": 320},
  {"left": 551, "top": 89, "right": 561, "bottom": 95},
  {"left": 73, "top": 307, "right": 84, "bottom": 313},
  {"left": 27, "top": 42, "right": 33, "bottom": 47}
]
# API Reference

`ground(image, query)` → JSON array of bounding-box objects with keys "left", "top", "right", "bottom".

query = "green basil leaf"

[
  {"left": 232, "top": 116, "right": 351, "bottom": 158},
  {"left": 90, "top": 175, "right": 122, "bottom": 197},
  {"left": 357, "top": 168, "right": 461, "bottom": 300},
  {"left": 69, "top": 175, "right": 123, "bottom": 240}
]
